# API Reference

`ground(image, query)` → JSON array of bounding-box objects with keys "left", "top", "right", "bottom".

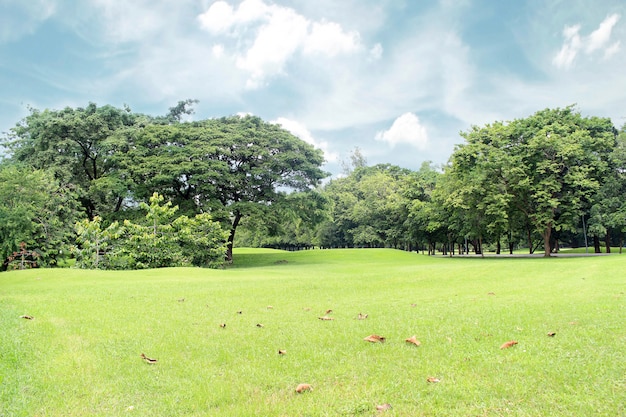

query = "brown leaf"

[
  {"left": 278, "top": 349, "right": 287, "bottom": 355},
  {"left": 487, "top": 292, "right": 496, "bottom": 296},
  {"left": 140, "top": 353, "right": 158, "bottom": 364},
  {"left": 426, "top": 377, "right": 440, "bottom": 383},
  {"left": 295, "top": 383, "right": 312, "bottom": 393},
  {"left": 256, "top": 323, "right": 264, "bottom": 328},
  {"left": 364, "top": 334, "right": 386, "bottom": 343},
  {"left": 325, "top": 309, "right": 333, "bottom": 314},
  {"left": 357, "top": 313, "right": 368, "bottom": 320},
  {"left": 318, "top": 316, "right": 334, "bottom": 321},
  {"left": 219, "top": 323, "right": 226, "bottom": 328},
  {"left": 267, "top": 305, "right": 273, "bottom": 309},
  {"left": 376, "top": 403, "right": 392, "bottom": 411},
  {"left": 20, "top": 315, "right": 34, "bottom": 320},
  {"left": 237, "top": 311, "right": 243, "bottom": 314},
  {"left": 500, "top": 340, "right": 518, "bottom": 349},
  {"left": 405, "top": 335, "right": 421, "bottom": 346},
  {"left": 547, "top": 332, "right": 556, "bottom": 337}
]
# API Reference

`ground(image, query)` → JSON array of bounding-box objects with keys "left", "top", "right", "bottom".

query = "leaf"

[
  {"left": 405, "top": 335, "right": 421, "bottom": 346},
  {"left": 426, "top": 377, "right": 440, "bottom": 383},
  {"left": 357, "top": 313, "right": 368, "bottom": 320},
  {"left": 500, "top": 340, "right": 518, "bottom": 349},
  {"left": 318, "top": 316, "right": 334, "bottom": 321},
  {"left": 256, "top": 323, "right": 264, "bottom": 328},
  {"left": 325, "top": 309, "right": 333, "bottom": 314},
  {"left": 219, "top": 323, "right": 226, "bottom": 328},
  {"left": 547, "top": 332, "right": 556, "bottom": 337},
  {"left": 376, "top": 403, "right": 392, "bottom": 411},
  {"left": 20, "top": 315, "right": 34, "bottom": 320},
  {"left": 278, "top": 349, "right": 287, "bottom": 355},
  {"left": 364, "top": 334, "right": 386, "bottom": 343},
  {"left": 140, "top": 353, "right": 158, "bottom": 364},
  {"left": 295, "top": 383, "right": 312, "bottom": 393}
]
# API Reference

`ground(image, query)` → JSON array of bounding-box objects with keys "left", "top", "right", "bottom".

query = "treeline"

[
  {"left": 1, "top": 102, "right": 624, "bottom": 270},
  {"left": 237, "top": 106, "right": 626, "bottom": 256}
]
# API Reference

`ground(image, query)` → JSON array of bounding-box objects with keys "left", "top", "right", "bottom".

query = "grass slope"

[{"left": 1, "top": 249, "right": 625, "bottom": 416}]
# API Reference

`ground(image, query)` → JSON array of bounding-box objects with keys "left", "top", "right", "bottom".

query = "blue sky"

[{"left": 2, "top": 0, "right": 626, "bottom": 175}]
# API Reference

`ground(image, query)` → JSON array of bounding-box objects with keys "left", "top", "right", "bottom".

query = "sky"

[{"left": 2, "top": 0, "right": 626, "bottom": 176}]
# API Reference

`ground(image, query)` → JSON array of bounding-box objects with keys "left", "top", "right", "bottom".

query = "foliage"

[
  {"left": 73, "top": 193, "right": 227, "bottom": 269},
  {"left": 0, "top": 165, "right": 82, "bottom": 270},
  {"left": 116, "top": 115, "right": 328, "bottom": 261}
]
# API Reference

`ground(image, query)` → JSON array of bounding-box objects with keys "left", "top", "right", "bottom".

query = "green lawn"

[{"left": 1, "top": 249, "right": 625, "bottom": 416}]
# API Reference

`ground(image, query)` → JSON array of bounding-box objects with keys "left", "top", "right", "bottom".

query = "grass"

[{"left": 1, "top": 248, "right": 625, "bottom": 416}]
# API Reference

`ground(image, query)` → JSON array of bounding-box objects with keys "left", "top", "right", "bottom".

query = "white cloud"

[
  {"left": 197, "top": 0, "right": 366, "bottom": 88},
  {"left": 369, "top": 43, "right": 383, "bottom": 60},
  {"left": 553, "top": 14, "right": 621, "bottom": 69},
  {"left": 272, "top": 117, "right": 338, "bottom": 162},
  {"left": 0, "top": 0, "right": 57, "bottom": 43},
  {"left": 375, "top": 113, "right": 429, "bottom": 150},
  {"left": 303, "top": 20, "right": 361, "bottom": 56}
]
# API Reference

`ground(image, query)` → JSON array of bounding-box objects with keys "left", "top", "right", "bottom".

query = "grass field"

[{"left": 1, "top": 248, "right": 625, "bottom": 416}]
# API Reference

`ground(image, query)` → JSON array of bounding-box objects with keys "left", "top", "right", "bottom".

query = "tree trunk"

[
  {"left": 605, "top": 229, "right": 611, "bottom": 253},
  {"left": 593, "top": 235, "right": 601, "bottom": 253},
  {"left": 543, "top": 225, "right": 552, "bottom": 257},
  {"left": 226, "top": 211, "right": 243, "bottom": 263}
]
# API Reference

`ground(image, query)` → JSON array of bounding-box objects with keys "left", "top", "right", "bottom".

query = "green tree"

[
  {"left": 118, "top": 115, "right": 327, "bottom": 261},
  {"left": 2, "top": 103, "right": 141, "bottom": 219},
  {"left": 0, "top": 165, "right": 81, "bottom": 270}
]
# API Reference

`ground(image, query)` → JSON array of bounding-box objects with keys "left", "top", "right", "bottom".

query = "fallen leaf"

[
  {"left": 364, "top": 334, "right": 386, "bottom": 343},
  {"left": 278, "top": 349, "right": 287, "bottom": 355},
  {"left": 219, "top": 323, "right": 226, "bottom": 328},
  {"left": 411, "top": 303, "right": 417, "bottom": 307},
  {"left": 318, "top": 316, "right": 334, "bottom": 321},
  {"left": 376, "top": 403, "right": 392, "bottom": 411},
  {"left": 325, "top": 309, "right": 333, "bottom": 314},
  {"left": 256, "top": 323, "right": 264, "bottom": 328},
  {"left": 357, "top": 313, "right": 368, "bottom": 320},
  {"left": 426, "top": 377, "right": 440, "bottom": 383},
  {"left": 177, "top": 298, "right": 185, "bottom": 302},
  {"left": 405, "top": 335, "right": 421, "bottom": 346},
  {"left": 267, "top": 306, "right": 273, "bottom": 309},
  {"left": 295, "top": 383, "right": 312, "bottom": 393},
  {"left": 487, "top": 292, "right": 496, "bottom": 296},
  {"left": 140, "top": 353, "right": 158, "bottom": 364},
  {"left": 237, "top": 311, "right": 243, "bottom": 314},
  {"left": 20, "top": 315, "right": 34, "bottom": 320},
  {"left": 500, "top": 340, "right": 518, "bottom": 349},
  {"left": 547, "top": 332, "right": 556, "bottom": 337}
]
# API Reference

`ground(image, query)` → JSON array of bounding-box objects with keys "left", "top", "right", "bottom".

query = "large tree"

[
  {"left": 453, "top": 106, "right": 616, "bottom": 256},
  {"left": 2, "top": 103, "right": 141, "bottom": 219},
  {"left": 118, "top": 115, "right": 328, "bottom": 261}
]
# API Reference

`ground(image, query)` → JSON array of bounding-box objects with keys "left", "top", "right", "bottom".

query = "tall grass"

[{"left": 1, "top": 249, "right": 625, "bottom": 416}]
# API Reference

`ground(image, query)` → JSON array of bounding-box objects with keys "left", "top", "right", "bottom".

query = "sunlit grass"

[{"left": 1, "top": 249, "right": 625, "bottom": 416}]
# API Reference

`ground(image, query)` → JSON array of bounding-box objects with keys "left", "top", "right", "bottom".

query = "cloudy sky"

[{"left": 2, "top": 0, "right": 625, "bottom": 175}]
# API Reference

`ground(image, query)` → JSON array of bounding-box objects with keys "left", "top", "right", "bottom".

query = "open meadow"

[{"left": 1, "top": 248, "right": 625, "bottom": 416}]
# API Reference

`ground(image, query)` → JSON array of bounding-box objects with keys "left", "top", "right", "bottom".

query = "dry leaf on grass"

[
  {"left": 295, "top": 383, "right": 312, "bottom": 393},
  {"left": 20, "top": 315, "right": 34, "bottom": 320},
  {"left": 357, "top": 313, "right": 368, "bottom": 320},
  {"left": 405, "top": 335, "right": 421, "bottom": 346},
  {"left": 376, "top": 403, "right": 392, "bottom": 411},
  {"left": 547, "top": 332, "right": 556, "bottom": 337},
  {"left": 500, "top": 340, "right": 518, "bottom": 349},
  {"left": 219, "top": 323, "right": 226, "bottom": 328},
  {"left": 325, "top": 309, "right": 333, "bottom": 314},
  {"left": 318, "top": 316, "right": 334, "bottom": 321},
  {"left": 364, "top": 334, "right": 386, "bottom": 343},
  {"left": 140, "top": 353, "right": 158, "bottom": 364},
  {"left": 278, "top": 349, "right": 287, "bottom": 355},
  {"left": 426, "top": 377, "right": 440, "bottom": 383},
  {"left": 256, "top": 323, "right": 264, "bottom": 328}
]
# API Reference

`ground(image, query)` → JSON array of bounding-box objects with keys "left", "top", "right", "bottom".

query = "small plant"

[{"left": 6, "top": 242, "right": 40, "bottom": 270}]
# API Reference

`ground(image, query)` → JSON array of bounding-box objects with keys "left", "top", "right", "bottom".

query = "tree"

[
  {"left": 0, "top": 165, "right": 81, "bottom": 270},
  {"left": 117, "top": 115, "right": 328, "bottom": 261},
  {"left": 2, "top": 103, "right": 142, "bottom": 219},
  {"left": 451, "top": 106, "right": 616, "bottom": 256},
  {"left": 73, "top": 193, "right": 227, "bottom": 269}
]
